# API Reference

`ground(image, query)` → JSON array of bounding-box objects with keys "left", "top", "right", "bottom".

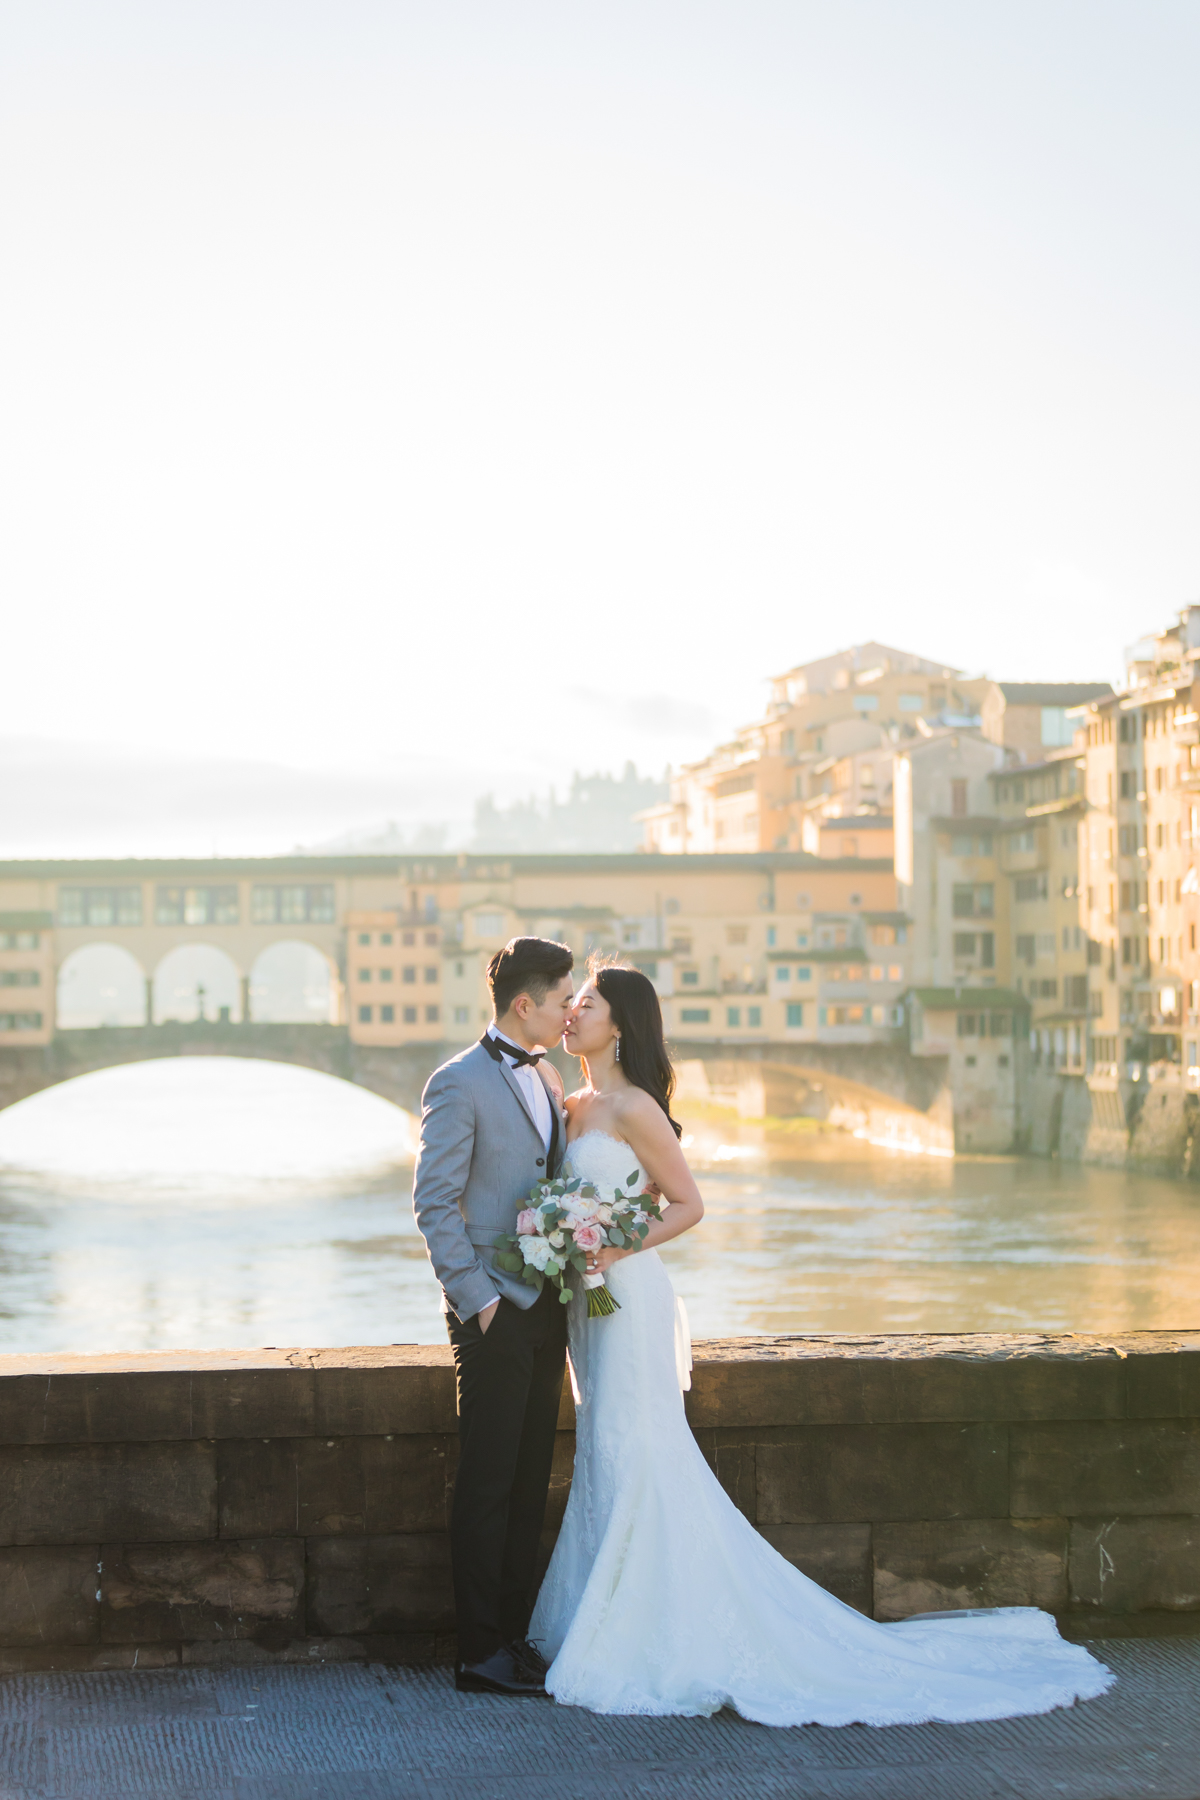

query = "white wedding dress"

[{"left": 530, "top": 1130, "right": 1113, "bottom": 1727}]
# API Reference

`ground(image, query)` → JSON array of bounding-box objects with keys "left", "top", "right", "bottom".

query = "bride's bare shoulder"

[{"left": 610, "top": 1086, "right": 664, "bottom": 1130}]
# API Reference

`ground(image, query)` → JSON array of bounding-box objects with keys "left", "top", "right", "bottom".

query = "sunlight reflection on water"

[{"left": 0, "top": 1059, "right": 1198, "bottom": 1352}]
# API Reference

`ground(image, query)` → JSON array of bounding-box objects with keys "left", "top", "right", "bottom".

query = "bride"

[{"left": 529, "top": 959, "right": 1113, "bottom": 1728}]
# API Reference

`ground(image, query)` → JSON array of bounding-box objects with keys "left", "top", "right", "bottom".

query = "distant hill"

[{"left": 471, "top": 764, "right": 668, "bottom": 854}]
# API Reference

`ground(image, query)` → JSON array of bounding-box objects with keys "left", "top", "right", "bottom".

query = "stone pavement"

[{"left": 0, "top": 1640, "right": 1197, "bottom": 1800}]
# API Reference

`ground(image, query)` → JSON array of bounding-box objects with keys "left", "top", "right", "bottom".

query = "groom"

[{"left": 412, "top": 935, "right": 575, "bottom": 1696}]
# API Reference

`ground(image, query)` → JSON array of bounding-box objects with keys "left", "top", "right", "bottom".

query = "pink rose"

[
  {"left": 573, "top": 1222, "right": 603, "bottom": 1252},
  {"left": 516, "top": 1209, "right": 539, "bottom": 1236}
]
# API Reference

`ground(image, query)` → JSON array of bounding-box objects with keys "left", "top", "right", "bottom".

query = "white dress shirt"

[{"left": 487, "top": 1026, "right": 554, "bottom": 1153}]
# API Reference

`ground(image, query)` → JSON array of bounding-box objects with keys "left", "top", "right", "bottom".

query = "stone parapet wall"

[{"left": 0, "top": 1333, "right": 1197, "bottom": 1672}]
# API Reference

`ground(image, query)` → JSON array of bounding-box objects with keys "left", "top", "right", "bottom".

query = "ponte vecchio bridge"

[{"left": 0, "top": 851, "right": 952, "bottom": 1149}]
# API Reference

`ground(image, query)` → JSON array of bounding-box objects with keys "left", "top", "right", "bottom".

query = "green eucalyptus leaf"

[{"left": 627, "top": 1170, "right": 639, "bottom": 1186}]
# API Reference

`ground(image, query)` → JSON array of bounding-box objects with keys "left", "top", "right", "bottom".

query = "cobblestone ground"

[{"left": 0, "top": 1640, "right": 1196, "bottom": 1800}]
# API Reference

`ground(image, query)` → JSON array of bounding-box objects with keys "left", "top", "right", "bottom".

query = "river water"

[{"left": 0, "top": 1058, "right": 1197, "bottom": 1354}]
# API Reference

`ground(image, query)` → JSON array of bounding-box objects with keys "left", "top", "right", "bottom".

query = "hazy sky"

[{"left": 2, "top": 2, "right": 1198, "bottom": 854}]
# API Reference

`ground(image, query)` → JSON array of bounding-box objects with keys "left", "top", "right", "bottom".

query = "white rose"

[
  {"left": 569, "top": 1196, "right": 601, "bottom": 1222},
  {"left": 596, "top": 1203, "right": 613, "bottom": 1225},
  {"left": 521, "top": 1236, "right": 553, "bottom": 1270},
  {"left": 548, "top": 1229, "right": 565, "bottom": 1247}
]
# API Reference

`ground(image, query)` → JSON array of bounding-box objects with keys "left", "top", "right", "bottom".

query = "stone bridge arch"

[{"left": 670, "top": 1046, "right": 953, "bottom": 1157}]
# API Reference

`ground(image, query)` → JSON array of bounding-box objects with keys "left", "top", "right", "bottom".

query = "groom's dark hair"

[{"left": 487, "top": 936, "right": 574, "bottom": 1016}]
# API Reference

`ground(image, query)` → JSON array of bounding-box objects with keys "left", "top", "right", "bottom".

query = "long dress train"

[{"left": 530, "top": 1130, "right": 1113, "bottom": 1727}]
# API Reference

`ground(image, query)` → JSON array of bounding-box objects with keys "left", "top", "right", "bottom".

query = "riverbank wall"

[{"left": 0, "top": 1333, "right": 1196, "bottom": 1672}]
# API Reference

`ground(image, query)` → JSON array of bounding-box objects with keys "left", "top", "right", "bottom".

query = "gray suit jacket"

[{"left": 412, "top": 1039, "right": 566, "bottom": 1323}]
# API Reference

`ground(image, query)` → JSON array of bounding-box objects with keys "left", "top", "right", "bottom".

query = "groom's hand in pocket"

[{"left": 478, "top": 1298, "right": 500, "bottom": 1334}]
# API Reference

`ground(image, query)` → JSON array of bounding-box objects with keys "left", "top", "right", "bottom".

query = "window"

[
  {"left": 424, "top": 930, "right": 438, "bottom": 946},
  {"left": 0, "top": 932, "right": 39, "bottom": 950},
  {"left": 953, "top": 835, "right": 972, "bottom": 857},
  {"left": 426, "top": 1005, "right": 439, "bottom": 1023},
  {"left": 898, "top": 693, "right": 924, "bottom": 712},
  {"left": 58, "top": 886, "right": 142, "bottom": 927},
  {"left": 797, "top": 966, "right": 811, "bottom": 981},
  {"left": 680, "top": 1008, "right": 710, "bottom": 1023},
  {"left": 474, "top": 911, "right": 504, "bottom": 935},
  {"left": 726, "top": 1006, "right": 742, "bottom": 1027},
  {"left": 1016, "top": 934, "right": 1035, "bottom": 964},
  {"left": 404, "top": 1006, "right": 418, "bottom": 1023},
  {"left": 726, "top": 925, "right": 748, "bottom": 945},
  {"left": 381, "top": 933, "right": 393, "bottom": 945},
  {"left": 1065, "top": 975, "right": 1089, "bottom": 1009},
  {"left": 954, "top": 933, "right": 977, "bottom": 957},
  {"left": 786, "top": 1003, "right": 804, "bottom": 1027},
  {"left": 1118, "top": 825, "right": 1139, "bottom": 854},
  {"left": 1011, "top": 829, "right": 1035, "bottom": 853},
  {"left": 358, "top": 969, "right": 371, "bottom": 982},
  {"left": 251, "top": 884, "right": 334, "bottom": 924},
  {"left": 748, "top": 1006, "right": 761, "bottom": 1027},
  {"left": 1015, "top": 875, "right": 1048, "bottom": 902},
  {"left": 358, "top": 1005, "right": 373, "bottom": 1023},
  {"left": 981, "top": 933, "right": 995, "bottom": 968},
  {"left": 380, "top": 1004, "right": 394, "bottom": 1023},
  {"left": 454, "top": 1006, "right": 469, "bottom": 1024},
  {"left": 957, "top": 1013, "right": 978, "bottom": 1037},
  {"left": 951, "top": 779, "right": 968, "bottom": 817},
  {"left": 380, "top": 968, "right": 393, "bottom": 983},
  {"left": 953, "top": 883, "right": 994, "bottom": 917},
  {"left": 681, "top": 969, "right": 699, "bottom": 986},
  {"left": 1041, "top": 707, "right": 1073, "bottom": 747},
  {"left": 775, "top": 966, "right": 791, "bottom": 982},
  {"left": 1036, "top": 932, "right": 1056, "bottom": 956},
  {"left": 403, "top": 966, "right": 416, "bottom": 983},
  {"left": 0, "top": 1012, "right": 42, "bottom": 1031},
  {"left": 424, "top": 966, "right": 438, "bottom": 984},
  {"left": 979, "top": 835, "right": 993, "bottom": 855},
  {"left": 0, "top": 970, "right": 39, "bottom": 987},
  {"left": 357, "top": 932, "right": 370, "bottom": 945},
  {"left": 403, "top": 931, "right": 416, "bottom": 946},
  {"left": 765, "top": 926, "right": 776, "bottom": 947},
  {"left": 454, "top": 961, "right": 464, "bottom": 977}
]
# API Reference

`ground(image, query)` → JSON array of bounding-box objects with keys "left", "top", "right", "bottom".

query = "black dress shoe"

[
  {"left": 508, "top": 1637, "right": 550, "bottom": 1679},
  {"left": 455, "top": 1647, "right": 547, "bottom": 1696}
]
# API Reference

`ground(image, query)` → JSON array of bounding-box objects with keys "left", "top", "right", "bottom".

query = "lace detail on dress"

[{"left": 530, "top": 1131, "right": 1114, "bottom": 1727}]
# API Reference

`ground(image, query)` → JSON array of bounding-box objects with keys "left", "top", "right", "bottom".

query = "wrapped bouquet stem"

[{"left": 492, "top": 1169, "right": 664, "bottom": 1317}]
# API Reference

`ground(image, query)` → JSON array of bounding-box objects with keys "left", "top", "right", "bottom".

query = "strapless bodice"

[{"left": 562, "top": 1129, "right": 647, "bottom": 1196}]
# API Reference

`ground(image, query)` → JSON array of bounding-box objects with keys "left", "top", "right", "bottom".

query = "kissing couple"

[{"left": 413, "top": 936, "right": 1112, "bottom": 1725}]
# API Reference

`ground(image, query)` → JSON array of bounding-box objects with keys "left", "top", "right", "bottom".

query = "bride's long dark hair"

[{"left": 590, "top": 955, "right": 682, "bottom": 1139}]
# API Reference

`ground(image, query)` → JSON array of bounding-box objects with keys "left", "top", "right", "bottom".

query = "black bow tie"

[{"left": 482, "top": 1033, "right": 543, "bottom": 1069}]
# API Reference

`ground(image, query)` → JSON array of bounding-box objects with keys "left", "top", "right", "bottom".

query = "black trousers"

[{"left": 446, "top": 1284, "right": 568, "bottom": 1664}]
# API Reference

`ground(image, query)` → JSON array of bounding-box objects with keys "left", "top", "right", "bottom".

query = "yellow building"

[{"left": 0, "top": 911, "right": 54, "bottom": 1046}]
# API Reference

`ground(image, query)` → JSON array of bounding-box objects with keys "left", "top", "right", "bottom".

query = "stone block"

[
  {"left": 873, "top": 1518, "right": 1068, "bottom": 1622},
  {"left": 101, "top": 1539, "right": 305, "bottom": 1643},
  {"left": 756, "top": 1424, "right": 1008, "bottom": 1525},
  {"left": 0, "top": 1371, "right": 198, "bottom": 1446},
  {"left": 1069, "top": 1516, "right": 1200, "bottom": 1612},
  {"left": 311, "top": 1365, "right": 457, "bottom": 1438},
  {"left": 1011, "top": 1421, "right": 1200, "bottom": 1518},
  {"left": 0, "top": 1546, "right": 99, "bottom": 1647},
  {"left": 0, "top": 1443, "right": 216, "bottom": 1546},
  {"left": 181, "top": 1632, "right": 438, "bottom": 1667},
  {"left": 756, "top": 1523, "right": 872, "bottom": 1613},
  {"left": 217, "top": 1437, "right": 454, "bottom": 1538},
  {"left": 686, "top": 1347, "right": 1126, "bottom": 1430},
  {"left": 190, "top": 1369, "right": 316, "bottom": 1440},
  {"left": 0, "top": 1642, "right": 180, "bottom": 1673},
  {"left": 306, "top": 1535, "right": 454, "bottom": 1635},
  {"left": 713, "top": 1441, "right": 756, "bottom": 1521},
  {"left": 1125, "top": 1350, "right": 1200, "bottom": 1420}
]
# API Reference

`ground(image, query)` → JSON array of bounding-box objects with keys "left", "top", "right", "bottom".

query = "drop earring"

[{"left": 614, "top": 1036, "right": 621, "bottom": 1063}]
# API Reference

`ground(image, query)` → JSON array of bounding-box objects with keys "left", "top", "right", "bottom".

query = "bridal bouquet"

[{"left": 492, "top": 1172, "right": 663, "bottom": 1317}]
